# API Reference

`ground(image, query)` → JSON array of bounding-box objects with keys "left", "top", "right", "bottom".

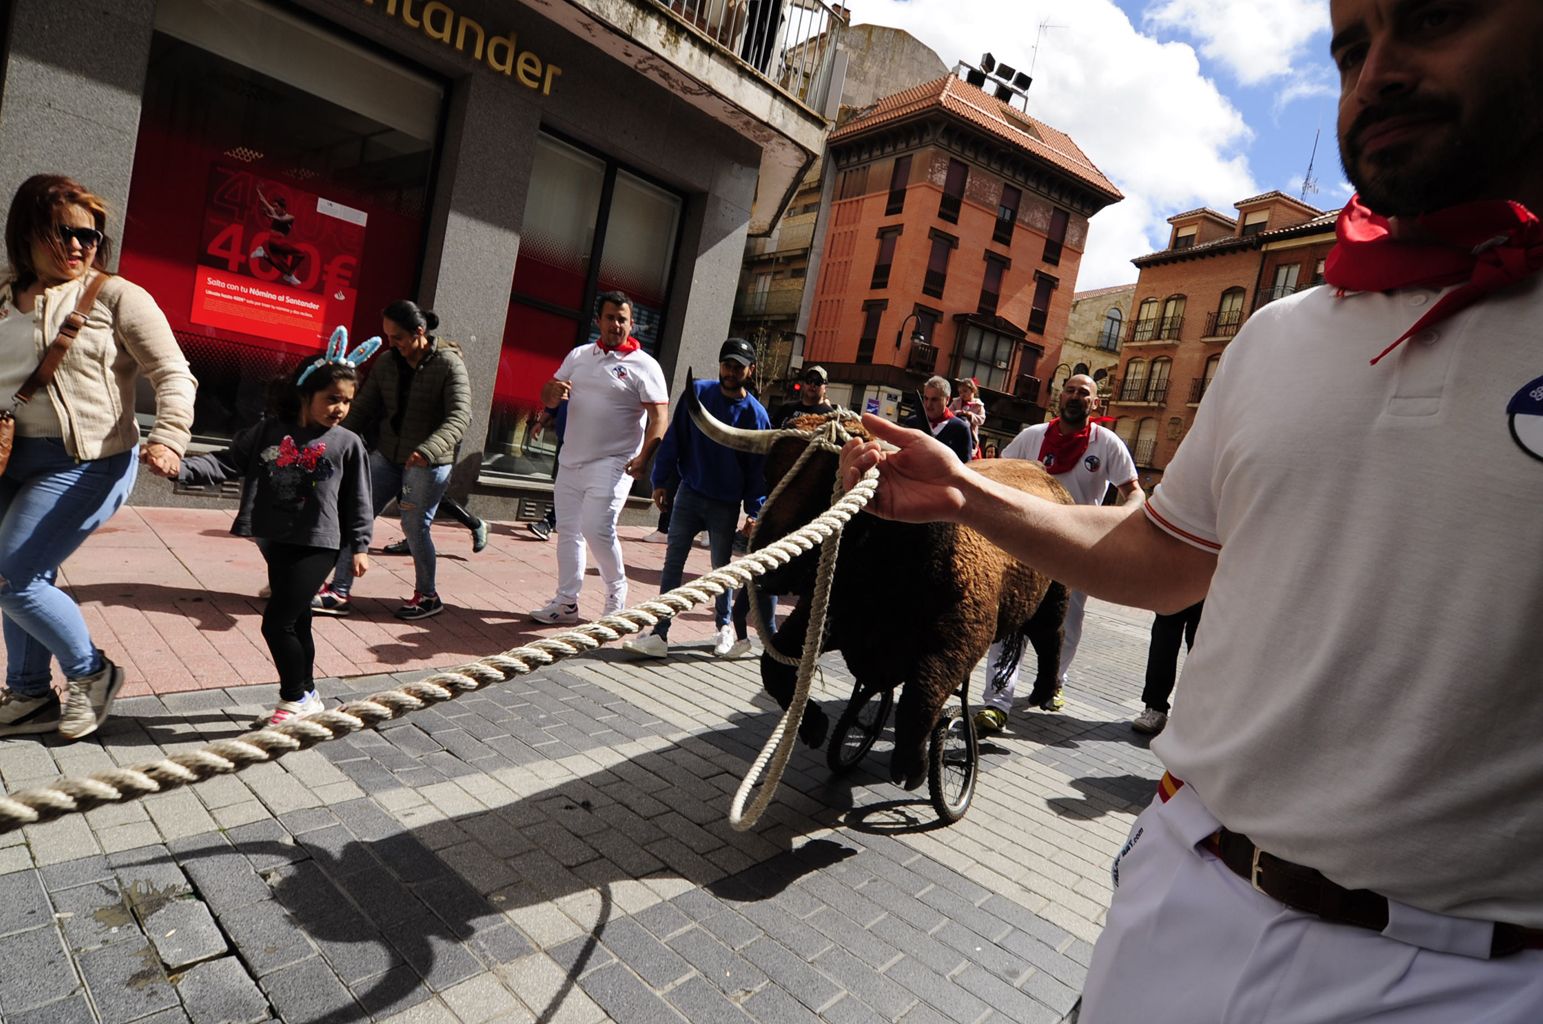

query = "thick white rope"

[{"left": 0, "top": 460, "right": 879, "bottom": 834}]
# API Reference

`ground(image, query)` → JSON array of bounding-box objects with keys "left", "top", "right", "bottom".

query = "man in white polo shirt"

[
  {"left": 529, "top": 292, "right": 668, "bottom": 624},
  {"left": 838, "top": 1, "right": 1543, "bottom": 1017},
  {"left": 975, "top": 374, "right": 1141, "bottom": 731}
]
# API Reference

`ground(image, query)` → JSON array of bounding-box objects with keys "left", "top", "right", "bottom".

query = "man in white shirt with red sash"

[
  {"left": 839, "top": 1, "right": 1543, "bottom": 1018},
  {"left": 530, "top": 292, "right": 668, "bottom": 624},
  {"left": 975, "top": 374, "right": 1140, "bottom": 732}
]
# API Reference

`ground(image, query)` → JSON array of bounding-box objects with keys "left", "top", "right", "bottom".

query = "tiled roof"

[
  {"left": 1235, "top": 189, "right": 1323, "bottom": 214},
  {"left": 830, "top": 75, "right": 1122, "bottom": 202},
  {"left": 1132, "top": 234, "right": 1257, "bottom": 267},
  {"left": 1258, "top": 209, "right": 1339, "bottom": 239},
  {"left": 1167, "top": 207, "right": 1236, "bottom": 226},
  {"left": 1073, "top": 282, "right": 1137, "bottom": 301}
]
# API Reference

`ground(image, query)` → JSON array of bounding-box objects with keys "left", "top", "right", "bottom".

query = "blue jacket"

[{"left": 653, "top": 380, "right": 772, "bottom": 517}]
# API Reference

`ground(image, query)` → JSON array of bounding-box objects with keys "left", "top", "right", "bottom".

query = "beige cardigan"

[{"left": 1, "top": 273, "right": 197, "bottom": 459}]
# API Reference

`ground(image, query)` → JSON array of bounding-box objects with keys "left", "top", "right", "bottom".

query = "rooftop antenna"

[
  {"left": 1300, "top": 128, "right": 1321, "bottom": 202},
  {"left": 1029, "top": 19, "right": 1064, "bottom": 77}
]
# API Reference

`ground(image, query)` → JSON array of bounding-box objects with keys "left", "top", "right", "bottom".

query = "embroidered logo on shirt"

[
  {"left": 1084, "top": 454, "right": 1102, "bottom": 472},
  {"left": 1041, "top": 453, "right": 1056, "bottom": 468},
  {"left": 1506, "top": 374, "right": 1543, "bottom": 463},
  {"left": 612, "top": 367, "right": 630, "bottom": 382}
]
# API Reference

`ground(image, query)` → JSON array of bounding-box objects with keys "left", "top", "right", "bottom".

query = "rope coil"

[{"left": 0, "top": 433, "right": 878, "bottom": 834}]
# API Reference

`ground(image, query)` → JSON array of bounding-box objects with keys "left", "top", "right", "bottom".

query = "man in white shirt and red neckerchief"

[
  {"left": 529, "top": 291, "right": 668, "bottom": 624},
  {"left": 839, "top": 1, "right": 1543, "bottom": 1019},
  {"left": 975, "top": 373, "right": 1140, "bottom": 732}
]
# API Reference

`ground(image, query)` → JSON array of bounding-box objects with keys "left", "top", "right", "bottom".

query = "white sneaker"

[
  {"left": 711, "top": 625, "right": 737, "bottom": 657},
  {"left": 623, "top": 634, "right": 669, "bottom": 658},
  {"left": 1131, "top": 707, "right": 1168, "bottom": 735},
  {"left": 529, "top": 599, "right": 580, "bottom": 624},
  {"left": 642, "top": 530, "right": 669, "bottom": 544},
  {"left": 601, "top": 596, "right": 626, "bottom": 617},
  {"left": 724, "top": 638, "right": 753, "bottom": 658},
  {"left": 262, "top": 690, "right": 325, "bottom": 726}
]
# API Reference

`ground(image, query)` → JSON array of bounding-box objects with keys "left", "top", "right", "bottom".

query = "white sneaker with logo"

[
  {"left": 263, "top": 690, "right": 325, "bottom": 727},
  {"left": 623, "top": 634, "right": 669, "bottom": 659},
  {"left": 529, "top": 599, "right": 580, "bottom": 624},
  {"left": 711, "top": 625, "right": 737, "bottom": 657}
]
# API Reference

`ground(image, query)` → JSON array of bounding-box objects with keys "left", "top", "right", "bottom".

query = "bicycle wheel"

[
  {"left": 928, "top": 707, "right": 977, "bottom": 823},
  {"left": 827, "top": 683, "right": 893, "bottom": 776}
]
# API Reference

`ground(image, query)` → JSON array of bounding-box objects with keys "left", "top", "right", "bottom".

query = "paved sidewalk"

[{"left": 1, "top": 508, "right": 1175, "bottom": 1024}]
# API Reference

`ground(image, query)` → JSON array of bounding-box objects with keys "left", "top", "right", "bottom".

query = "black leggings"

[{"left": 261, "top": 542, "right": 338, "bottom": 701}]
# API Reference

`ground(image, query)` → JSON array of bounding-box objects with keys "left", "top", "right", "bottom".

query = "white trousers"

[
  {"left": 981, "top": 589, "right": 1086, "bottom": 711},
  {"left": 1082, "top": 782, "right": 1543, "bottom": 1023},
  {"left": 553, "top": 455, "right": 633, "bottom": 610}
]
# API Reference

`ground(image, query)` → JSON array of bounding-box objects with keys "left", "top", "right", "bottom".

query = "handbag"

[{"left": 0, "top": 272, "right": 111, "bottom": 475}]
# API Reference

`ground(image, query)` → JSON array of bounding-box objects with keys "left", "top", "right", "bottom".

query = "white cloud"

[
  {"left": 1143, "top": 0, "right": 1331, "bottom": 87},
  {"left": 855, "top": 0, "right": 1260, "bottom": 287}
]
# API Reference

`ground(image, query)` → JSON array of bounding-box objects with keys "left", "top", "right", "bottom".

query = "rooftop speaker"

[
  {"left": 995, "top": 62, "right": 1018, "bottom": 80},
  {"left": 966, "top": 68, "right": 987, "bottom": 88},
  {"left": 980, "top": 52, "right": 997, "bottom": 74},
  {"left": 1013, "top": 71, "right": 1033, "bottom": 90},
  {"left": 995, "top": 83, "right": 1015, "bottom": 101}
]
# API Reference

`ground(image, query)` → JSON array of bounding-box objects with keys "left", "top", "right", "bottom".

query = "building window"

[
  {"left": 1043, "top": 208, "right": 1069, "bottom": 265},
  {"left": 838, "top": 167, "right": 866, "bottom": 201},
  {"left": 1240, "top": 209, "right": 1270, "bottom": 236},
  {"left": 1132, "top": 297, "right": 1158, "bottom": 341},
  {"left": 1134, "top": 417, "right": 1159, "bottom": 466},
  {"left": 746, "top": 271, "right": 771, "bottom": 314},
  {"left": 1146, "top": 357, "right": 1173, "bottom": 403},
  {"left": 1158, "top": 295, "right": 1186, "bottom": 339},
  {"left": 923, "top": 230, "right": 957, "bottom": 298},
  {"left": 994, "top": 185, "right": 1021, "bottom": 245},
  {"left": 121, "top": 0, "right": 443, "bottom": 442},
  {"left": 939, "top": 159, "right": 968, "bottom": 223},
  {"left": 1208, "top": 287, "right": 1245, "bottom": 337},
  {"left": 1191, "top": 353, "right": 1221, "bottom": 403},
  {"left": 856, "top": 300, "right": 887, "bottom": 364},
  {"left": 1173, "top": 228, "right": 1196, "bottom": 250},
  {"left": 1260, "top": 262, "right": 1301, "bottom": 306},
  {"left": 955, "top": 323, "right": 1017, "bottom": 392},
  {"left": 870, "top": 227, "right": 901, "bottom": 289},
  {"left": 1120, "top": 358, "right": 1148, "bottom": 401},
  {"left": 1098, "top": 306, "right": 1123, "bottom": 351},
  {"left": 1311, "top": 258, "right": 1326, "bottom": 285},
  {"left": 1027, "top": 272, "right": 1057, "bottom": 334},
  {"left": 978, "top": 253, "right": 1009, "bottom": 315},
  {"left": 886, "top": 155, "right": 911, "bottom": 216}
]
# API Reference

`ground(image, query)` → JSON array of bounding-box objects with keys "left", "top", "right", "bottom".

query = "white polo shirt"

[
  {"left": 1001, "top": 421, "right": 1136, "bottom": 506},
  {"left": 553, "top": 341, "right": 668, "bottom": 468},
  {"left": 1146, "top": 280, "right": 1543, "bottom": 926}
]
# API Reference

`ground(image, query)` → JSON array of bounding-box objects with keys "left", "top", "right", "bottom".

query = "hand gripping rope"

[{"left": 0, "top": 417, "right": 877, "bottom": 835}]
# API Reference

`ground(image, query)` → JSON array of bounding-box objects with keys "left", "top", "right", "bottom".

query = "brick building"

[
  {"left": 1108, "top": 192, "right": 1335, "bottom": 486},
  {"left": 804, "top": 71, "right": 1123, "bottom": 435},
  {"left": 1048, "top": 282, "right": 1135, "bottom": 413}
]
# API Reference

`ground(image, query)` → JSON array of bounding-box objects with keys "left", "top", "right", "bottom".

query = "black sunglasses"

[{"left": 56, "top": 224, "right": 103, "bottom": 249}]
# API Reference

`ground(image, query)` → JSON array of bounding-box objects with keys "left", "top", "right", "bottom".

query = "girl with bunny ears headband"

[{"left": 297, "top": 325, "right": 382, "bottom": 387}]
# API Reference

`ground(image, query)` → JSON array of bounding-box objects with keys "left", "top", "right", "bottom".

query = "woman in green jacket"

[{"left": 313, "top": 300, "right": 469, "bottom": 620}]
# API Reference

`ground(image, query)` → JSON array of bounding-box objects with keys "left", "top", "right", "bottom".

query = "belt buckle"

[{"left": 1250, "top": 846, "right": 1266, "bottom": 894}]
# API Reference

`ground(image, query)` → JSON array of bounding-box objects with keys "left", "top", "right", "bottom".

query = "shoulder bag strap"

[{"left": 14, "top": 272, "right": 112, "bottom": 407}]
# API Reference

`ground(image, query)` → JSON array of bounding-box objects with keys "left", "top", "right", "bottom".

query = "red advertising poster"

[{"left": 190, "top": 167, "right": 367, "bottom": 353}]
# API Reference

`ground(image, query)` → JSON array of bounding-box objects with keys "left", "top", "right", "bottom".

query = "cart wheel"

[
  {"left": 827, "top": 683, "right": 893, "bottom": 776},
  {"left": 928, "top": 707, "right": 977, "bottom": 823}
]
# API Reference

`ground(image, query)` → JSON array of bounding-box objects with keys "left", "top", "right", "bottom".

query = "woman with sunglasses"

[{"left": 0, "top": 174, "right": 196, "bottom": 740}]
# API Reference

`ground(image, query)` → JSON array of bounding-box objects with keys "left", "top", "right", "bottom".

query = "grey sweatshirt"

[{"left": 180, "top": 419, "right": 373, "bottom": 553}]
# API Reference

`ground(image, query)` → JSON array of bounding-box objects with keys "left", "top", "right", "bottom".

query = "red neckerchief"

[
  {"left": 1037, "top": 418, "right": 1091, "bottom": 475},
  {"left": 598, "top": 335, "right": 641, "bottom": 355},
  {"left": 1324, "top": 194, "right": 1543, "bottom": 365},
  {"left": 926, "top": 407, "right": 955, "bottom": 429}
]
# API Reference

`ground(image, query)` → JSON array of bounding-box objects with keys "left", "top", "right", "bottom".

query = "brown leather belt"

[{"left": 1161, "top": 774, "right": 1543, "bottom": 958}]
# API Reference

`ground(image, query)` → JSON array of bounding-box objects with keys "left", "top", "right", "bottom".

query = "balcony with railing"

[
  {"left": 1188, "top": 376, "right": 1212, "bottom": 404},
  {"left": 905, "top": 341, "right": 938, "bottom": 377},
  {"left": 1256, "top": 283, "right": 1300, "bottom": 309},
  {"left": 738, "top": 280, "right": 806, "bottom": 319},
  {"left": 1156, "top": 314, "right": 1184, "bottom": 340},
  {"left": 1112, "top": 376, "right": 1170, "bottom": 405},
  {"left": 1132, "top": 439, "right": 1157, "bottom": 467},
  {"left": 1203, "top": 309, "right": 1243, "bottom": 339},
  {"left": 657, "top": 0, "right": 846, "bottom": 112},
  {"left": 1127, "top": 317, "right": 1159, "bottom": 343}
]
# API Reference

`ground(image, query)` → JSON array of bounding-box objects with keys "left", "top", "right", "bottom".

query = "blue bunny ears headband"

[{"left": 297, "top": 326, "right": 382, "bottom": 386}]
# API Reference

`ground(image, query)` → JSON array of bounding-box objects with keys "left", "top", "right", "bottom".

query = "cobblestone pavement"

[{"left": 0, "top": 597, "right": 1173, "bottom": 1024}]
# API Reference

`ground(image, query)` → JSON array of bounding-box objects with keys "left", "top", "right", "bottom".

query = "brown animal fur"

[{"left": 751, "top": 419, "right": 1072, "bottom": 791}]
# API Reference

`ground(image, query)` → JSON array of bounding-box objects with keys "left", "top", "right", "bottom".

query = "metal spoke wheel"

[
  {"left": 928, "top": 707, "right": 978, "bottom": 823},
  {"left": 827, "top": 682, "right": 893, "bottom": 776}
]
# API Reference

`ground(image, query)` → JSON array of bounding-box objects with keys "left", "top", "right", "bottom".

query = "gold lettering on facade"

[{"left": 358, "top": 0, "right": 559, "bottom": 93}]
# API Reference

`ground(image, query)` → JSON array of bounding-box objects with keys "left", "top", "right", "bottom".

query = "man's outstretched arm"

[{"left": 841, "top": 414, "right": 1214, "bottom": 612}]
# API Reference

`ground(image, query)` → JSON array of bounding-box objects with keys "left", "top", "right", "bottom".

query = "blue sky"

[{"left": 858, "top": 0, "right": 1347, "bottom": 287}]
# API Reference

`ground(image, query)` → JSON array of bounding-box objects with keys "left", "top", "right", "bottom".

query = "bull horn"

[{"left": 686, "top": 368, "right": 786, "bottom": 453}]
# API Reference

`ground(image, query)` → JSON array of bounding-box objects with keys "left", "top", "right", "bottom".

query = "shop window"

[
  {"left": 886, "top": 155, "right": 911, "bottom": 215},
  {"left": 119, "top": 0, "right": 443, "bottom": 440},
  {"left": 939, "top": 159, "right": 967, "bottom": 223},
  {"left": 1043, "top": 208, "right": 1069, "bottom": 265},
  {"left": 487, "top": 133, "right": 683, "bottom": 479}
]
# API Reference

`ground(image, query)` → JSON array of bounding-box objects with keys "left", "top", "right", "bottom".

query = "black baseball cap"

[{"left": 719, "top": 337, "right": 756, "bottom": 366}]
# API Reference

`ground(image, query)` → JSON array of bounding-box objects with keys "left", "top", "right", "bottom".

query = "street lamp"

[
  {"left": 895, "top": 312, "right": 927, "bottom": 352},
  {"left": 1047, "top": 363, "right": 1071, "bottom": 412}
]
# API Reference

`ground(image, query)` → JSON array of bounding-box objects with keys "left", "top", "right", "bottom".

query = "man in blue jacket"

[{"left": 624, "top": 338, "right": 772, "bottom": 658}]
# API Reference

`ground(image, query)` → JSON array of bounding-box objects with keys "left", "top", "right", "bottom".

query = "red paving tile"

[{"left": 30, "top": 506, "right": 725, "bottom": 697}]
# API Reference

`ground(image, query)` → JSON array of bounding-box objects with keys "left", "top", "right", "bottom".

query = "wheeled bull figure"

[{"left": 688, "top": 393, "right": 1072, "bottom": 791}]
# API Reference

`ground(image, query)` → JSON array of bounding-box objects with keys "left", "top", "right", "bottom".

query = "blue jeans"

[
  {"left": 654, "top": 485, "right": 774, "bottom": 639},
  {"left": 332, "top": 451, "right": 451, "bottom": 597},
  {"left": 0, "top": 438, "right": 136, "bottom": 693}
]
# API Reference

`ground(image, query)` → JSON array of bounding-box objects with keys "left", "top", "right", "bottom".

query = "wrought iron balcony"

[
  {"left": 1156, "top": 315, "right": 1184, "bottom": 340},
  {"left": 1127, "top": 317, "right": 1159, "bottom": 343},
  {"left": 1203, "top": 309, "right": 1243, "bottom": 338},
  {"left": 1113, "top": 376, "right": 1170, "bottom": 404},
  {"left": 1014, "top": 373, "right": 1041, "bottom": 403},
  {"left": 1256, "top": 283, "right": 1300, "bottom": 308},
  {"left": 905, "top": 341, "right": 937, "bottom": 376},
  {"left": 1133, "top": 439, "right": 1157, "bottom": 467},
  {"left": 1188, "top": 377, "right": 1211, "bottom": 404}
]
